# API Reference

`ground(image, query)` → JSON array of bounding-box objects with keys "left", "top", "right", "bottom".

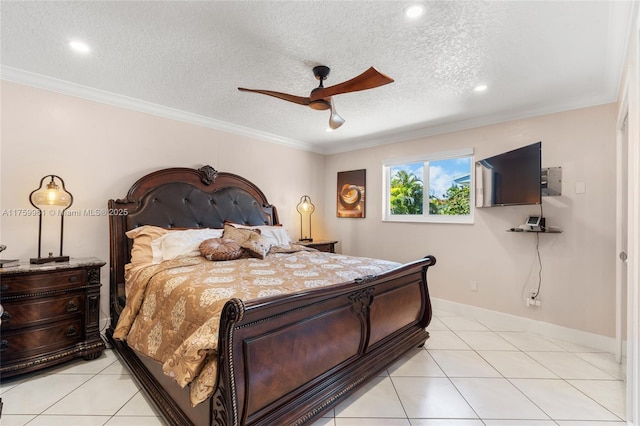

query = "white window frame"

[{"left": 382, "top": 148, "right": 474, "bottom": 224}]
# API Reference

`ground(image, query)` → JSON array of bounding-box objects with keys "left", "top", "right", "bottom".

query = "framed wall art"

[{"left": 337, "top": 169, "right": 366, "bottom": 218}]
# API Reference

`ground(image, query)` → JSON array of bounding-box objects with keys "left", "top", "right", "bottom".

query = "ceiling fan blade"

[
  {"left": 328, "top": 98, "right": 345, "bottom": 129},
  {"left": 238, "top": 87, "right": 310, "bottom": 106},
  {"left": 310, "top": 67, "right": 394, "bottom": 101}
]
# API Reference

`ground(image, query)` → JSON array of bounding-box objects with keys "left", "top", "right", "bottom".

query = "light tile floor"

[{"left": 0, "top": 309, "right": 626, "bottom": 425}]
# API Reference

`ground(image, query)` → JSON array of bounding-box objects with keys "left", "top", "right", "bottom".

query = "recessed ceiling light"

[
  {"left": 405, "top": 4, "right": 425, "bottom": 19},
  {"left": 69, "top": 40, "right": 91, "bottom": 54},
  {"left": 474, "top": 85, "right": 488, "bottom": 92}
]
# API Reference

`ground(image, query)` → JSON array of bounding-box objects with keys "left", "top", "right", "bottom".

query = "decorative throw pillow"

[
  {"left": 222, "top": 224, "right": 272, "bottom": 259},
  {"left": 199, "top": 238, "right": 243, "bottom": 261},
  {"left": 225, "top": 222, "right": 292, "bottom": 248}
]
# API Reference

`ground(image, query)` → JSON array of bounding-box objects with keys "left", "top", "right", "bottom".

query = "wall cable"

[{"left": 533, "top": 203, "right": 543, "bottom": 300}]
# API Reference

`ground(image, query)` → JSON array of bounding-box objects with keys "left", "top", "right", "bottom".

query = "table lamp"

[
  {"left": 297, "top": 195, "right": 315, "bottom": 242},
  {"left": 29, "top": 175, "right": 73, "bottom": 264}
]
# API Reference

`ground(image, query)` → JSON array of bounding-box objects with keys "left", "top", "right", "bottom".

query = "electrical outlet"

[
  {"left": 526, "top": 290, "right": 542, "bottom": 308},
  {"left": 470, "top": 280, "right": 478, "bottom": 292}
]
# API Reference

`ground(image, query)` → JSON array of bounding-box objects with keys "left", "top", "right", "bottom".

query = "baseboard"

[{"left": 431, "top": 297, "right": 619, "bottom": 354}]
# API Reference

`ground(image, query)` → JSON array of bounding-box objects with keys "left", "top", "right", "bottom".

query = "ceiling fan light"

[
  {"left": 329, "top": 118, "right": 344, "bottom": 130},
  {"left": 328, "top": 98, "right": 345, "bottom": 129}
]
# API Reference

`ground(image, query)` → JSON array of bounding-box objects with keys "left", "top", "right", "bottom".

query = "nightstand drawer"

[
  {"left": 298, "top": 240, "right": 338, "bottom": 253},
  {"left": 309, "top": 243, "right": 334, "bottom": 253},
  {"left": 0, "top": 318, "right": 83, "bottom": 361},
  {"left": 1, "top": 292, "right": 84, "bottom": 331},
  {"left": 0, "top": 257, "right": 105, "bottom": 378},
  {"left": 0, "top": 270, "right": 85, "bottom": 296}
]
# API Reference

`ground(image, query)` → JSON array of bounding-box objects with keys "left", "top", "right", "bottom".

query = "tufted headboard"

[{"left": 108, "top": 165, "right": 279, "bottom": 326}]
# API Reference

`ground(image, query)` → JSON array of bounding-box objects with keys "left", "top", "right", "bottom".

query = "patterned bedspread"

[{"left": 113, "top": 249, "right": 400, "bottom": 406}]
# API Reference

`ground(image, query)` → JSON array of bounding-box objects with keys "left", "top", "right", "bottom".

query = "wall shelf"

[{"left": 507, "top": 228, "right": 562, "bottom": 233}]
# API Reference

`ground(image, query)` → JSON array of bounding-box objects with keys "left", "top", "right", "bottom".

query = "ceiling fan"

[{"left": 238, "top": 65, "right": 394, "bottom": 130}]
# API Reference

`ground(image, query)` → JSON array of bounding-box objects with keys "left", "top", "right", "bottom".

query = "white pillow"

[
  {"left": 151, "top": 228, "right": 224, "bottom": 263},
  {"left": 229, "top": 224, "right": 292, "bottom": 248}
]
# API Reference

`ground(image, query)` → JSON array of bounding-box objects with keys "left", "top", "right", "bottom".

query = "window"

[{"left": 383, "top": 148, "right": 474, "bottom": 223}]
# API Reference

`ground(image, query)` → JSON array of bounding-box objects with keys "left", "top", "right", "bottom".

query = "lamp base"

[
  {"left": 299, "top": 238, "right": 313, "bottom": 242},
  {"left": 30, "top": 255, "right": 70, "bottom": 265}
]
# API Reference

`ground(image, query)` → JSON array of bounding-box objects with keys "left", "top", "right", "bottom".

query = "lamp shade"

[
  {"left": 297, "top": 195, "right": 315, "bottom": 214},
  {"left": 30, "top": 175, "right": 73, "bottom": 208}
]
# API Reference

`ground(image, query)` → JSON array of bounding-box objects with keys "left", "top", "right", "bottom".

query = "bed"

[{"left": 106, "top": 165, "right": 436, "bottom": 426}]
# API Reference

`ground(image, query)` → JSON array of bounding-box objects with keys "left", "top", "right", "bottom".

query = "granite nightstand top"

[{"left": 0, "top": 257, "right": 106, "bottom": 275}]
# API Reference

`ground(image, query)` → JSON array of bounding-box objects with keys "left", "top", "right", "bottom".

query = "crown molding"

[
  {"left": 1, "top": 66, "right": 619, "bottom": 157},
  {"left": 0, "top": 66, "right": 318, "bottom": 153},
  {"left": 319, "top": 94, "right": 618, "bottom": 155}
]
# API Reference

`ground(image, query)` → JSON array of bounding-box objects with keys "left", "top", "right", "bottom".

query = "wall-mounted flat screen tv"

[{"left": 475, "top": 142, "right": 542, "bottom": 207}]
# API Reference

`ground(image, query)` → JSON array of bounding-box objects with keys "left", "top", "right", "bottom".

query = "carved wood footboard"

[{"left": 213, "top": 255, "right": 435, "bottom": 425}]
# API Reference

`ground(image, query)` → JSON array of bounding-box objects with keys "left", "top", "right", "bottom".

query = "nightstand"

[
  {"left": 0, "top": 257, "right": 106, "bottom": 379},
  {"left": 298, "top": 240, "right": 338, "bottom": 253}
]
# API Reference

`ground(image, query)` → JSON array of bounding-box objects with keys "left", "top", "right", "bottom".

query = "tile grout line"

[
  {"left": 446, "top": 325, "right": 556, "bottom": 423},
  {"left": 3, "top": 371, "right": 94, "bottom": 418},
  {"left": 386, "top": 367, "right": 411, "bottom": 423},
  {"left": 445, "top": 316, "right": 627, "bottom": 423},
  {"left": 423, "top": 316, "right": 484, "bottom": 422}
]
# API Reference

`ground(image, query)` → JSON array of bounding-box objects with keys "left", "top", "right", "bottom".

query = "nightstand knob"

[
  {"left": 0, "top": 311, "right": 11, "bottom": 324},
  {"left": 65, "top": 326, "right": 78, "bottom": 337},
  {"left": 1, "top": 284, "right": 8, "bottom": 291},
  {"left": 0, "top": 340, "right": 8, "bottom": 352},
  {"left": 68, "top": 276, "right": 78, "bottom": 283},
  {"left": 66, "top": 300, "right": 79, "bottom": 312}
]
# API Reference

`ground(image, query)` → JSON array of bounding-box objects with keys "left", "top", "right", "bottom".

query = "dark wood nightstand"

[
  {"left": 297, "top": 240, "right": 338, "bottom": 253},
  {"left": 0, "top": 257, "right": 106, "bottom": 379}
]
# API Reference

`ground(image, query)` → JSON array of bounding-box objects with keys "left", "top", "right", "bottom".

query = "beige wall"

[
  {"left": 0, "top": 80, "right": 619, "bottom": 338},
  {"left": 324, "top": 104, "right": 617, "bottom": 337},
  {"left": 0, "top": 81, "right": 326, "bottom": 324}
]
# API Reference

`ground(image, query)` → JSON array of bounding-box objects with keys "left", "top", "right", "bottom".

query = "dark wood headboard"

[{"left": 107, "top": 165, "right": 279, "bottom": 327}]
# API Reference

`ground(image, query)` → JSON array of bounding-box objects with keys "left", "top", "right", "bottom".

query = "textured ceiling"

[{"left": 0, "top": 1, "right": 634, "bottom": 154}]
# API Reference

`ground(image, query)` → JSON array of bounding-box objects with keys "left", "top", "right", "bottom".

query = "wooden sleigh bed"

[{"left": 106, "top": 165, "right": 436, "bottom": 426}]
